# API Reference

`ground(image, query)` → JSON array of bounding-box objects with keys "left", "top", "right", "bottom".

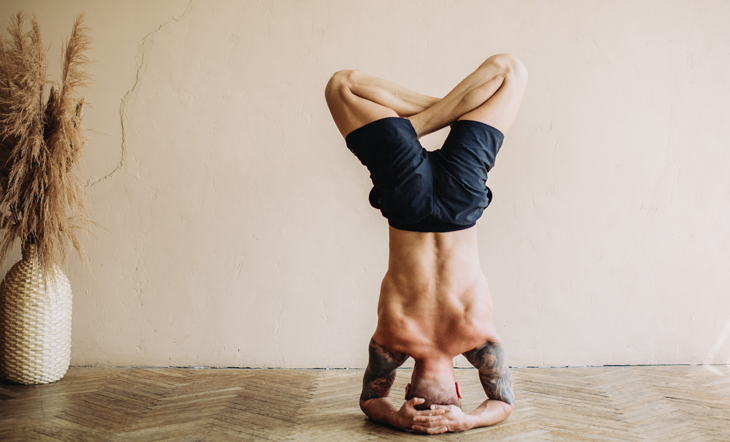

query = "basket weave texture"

[{"left": 0, "top": 243, "right": 72, "bottom": 384}]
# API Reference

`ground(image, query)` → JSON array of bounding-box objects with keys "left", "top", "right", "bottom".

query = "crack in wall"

[{"left": 86, "top": 0, "right": 194, "bottom": 187}]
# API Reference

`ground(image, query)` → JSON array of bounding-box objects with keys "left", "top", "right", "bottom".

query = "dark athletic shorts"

[{"left": 345, "top": 117, "right": 504, "bottom": 232}]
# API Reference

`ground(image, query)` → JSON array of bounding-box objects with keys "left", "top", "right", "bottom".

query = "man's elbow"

[
  {"left": 499, "top": 401, "right": 514, "bottom": 419},
  {"left": 359, "top": 398, "right": 372, "bottom": 414}
]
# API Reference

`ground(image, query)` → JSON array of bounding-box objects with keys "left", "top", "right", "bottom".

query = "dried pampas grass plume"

[{"left": 0, "top": 12, "right": 91, "bottom": 282}]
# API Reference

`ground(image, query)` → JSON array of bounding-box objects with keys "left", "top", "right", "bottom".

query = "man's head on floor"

[{"left": 405, "top": 358, "right": 462, "bottom": 410}]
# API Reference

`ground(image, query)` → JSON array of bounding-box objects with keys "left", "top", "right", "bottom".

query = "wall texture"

[{"left": 1, "top": 0, "right": 728, "bottom": 368}]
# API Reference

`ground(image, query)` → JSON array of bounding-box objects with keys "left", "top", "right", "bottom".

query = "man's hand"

[
  {"left": 411, "top": 404, "right": 470, "bottom": 434},
  {"left": 390, "top": 397, "right": 446, "bottom": 431}
]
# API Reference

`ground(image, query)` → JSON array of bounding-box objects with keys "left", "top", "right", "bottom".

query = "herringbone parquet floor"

[{"left": 1, "top": 366, "right": 729, "bottom": 441}]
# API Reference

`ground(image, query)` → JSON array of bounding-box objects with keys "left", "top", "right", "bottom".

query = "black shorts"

[{"left": 345, "top": 117, "right": 504, "bottom": 232}]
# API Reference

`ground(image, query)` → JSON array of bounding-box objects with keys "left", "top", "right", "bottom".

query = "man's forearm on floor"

[
  {"left": 360, "top": 398, "right": 402, "bottom": 428},
  {"left": 465, "top": 399, "right": 513, "bottom": 429}
]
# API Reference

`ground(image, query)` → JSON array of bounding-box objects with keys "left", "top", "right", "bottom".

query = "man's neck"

[{"left": 412, "top": 356, "right": 457, "bottom": 381}]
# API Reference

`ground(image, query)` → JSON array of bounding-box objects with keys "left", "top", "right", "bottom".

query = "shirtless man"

[{"left": 325, "top": 53, "right": 528, "bottom": 434}]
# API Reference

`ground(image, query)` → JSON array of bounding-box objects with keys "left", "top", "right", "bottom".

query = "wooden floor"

[{"left": 1, "top": 366, "right": 729, "bottom": 441}]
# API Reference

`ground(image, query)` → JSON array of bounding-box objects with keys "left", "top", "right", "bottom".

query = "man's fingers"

[
  {"left": 412, "top": 416, "right": 446, "bottom": 425},
  {"left": 405, "top": 397, "right": 425, "bottom": 408},
  {"left": 413, "top": 409, "right": 445, "bottom": 417},
  {"left": 412, "top": 412, "right": 446, "bottom": 422},
  {"left": 412, "top": 425, "right": 448, "bottom": 434}
]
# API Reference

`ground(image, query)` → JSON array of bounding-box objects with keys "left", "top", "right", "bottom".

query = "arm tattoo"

[
  {"left": 360, "top": 339, "right": 408, "bottom": 402},
  {"left": 463, "top": 340, "right": 515, "bottom": 405}
]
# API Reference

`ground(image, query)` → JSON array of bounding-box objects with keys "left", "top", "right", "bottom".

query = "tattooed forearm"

[
  {"left": 360, "top": 339, "right": 408, "bottom": 402},
  {"left": 463, "top": 340, "right": 515, "bottom": 405}
]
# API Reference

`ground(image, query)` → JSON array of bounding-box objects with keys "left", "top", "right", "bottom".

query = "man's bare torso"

[{"left": 373, "top": 226, "right": 497, "bottom": 360}]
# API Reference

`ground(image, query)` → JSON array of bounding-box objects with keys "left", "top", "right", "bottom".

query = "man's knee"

[
  {"left": 325, "top": 70, "right": 358, "bottom": 104},
  {"left": 481, "top": 53, "right": 528, "bottom": 81}
]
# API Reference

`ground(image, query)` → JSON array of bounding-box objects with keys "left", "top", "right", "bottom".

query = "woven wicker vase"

[{"left": 0, "top": 243, "right": 72, "bottom": 384}]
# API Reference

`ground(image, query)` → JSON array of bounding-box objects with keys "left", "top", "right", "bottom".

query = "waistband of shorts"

[
  {"left": 450, "top": 119, "right": 505, "bottom": 140},
  {"left": 388, "top": 219, "right": 476, "bottom": 233},
  {"left": 344, "top": 117, "right": 415, "bottom": 144}
]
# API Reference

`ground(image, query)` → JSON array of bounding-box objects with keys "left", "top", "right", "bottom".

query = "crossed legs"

[{"left": 325, "top": 53, "right": 528, "bottom": 139}]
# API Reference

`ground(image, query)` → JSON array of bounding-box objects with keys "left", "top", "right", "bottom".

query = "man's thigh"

[
  {"left": 458, "top": 66, "right": 528, "bottom": 136},
  {"left": 325, "top": 71, "right": 398, "bottom": 138}
]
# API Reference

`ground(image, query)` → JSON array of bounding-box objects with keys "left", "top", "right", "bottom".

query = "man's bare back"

[
  {"left": 325, "top": 53, "right": 527, "bottom": 433},
  {"left": 374, "top": 227, "right": 495, "bottom": 360}
]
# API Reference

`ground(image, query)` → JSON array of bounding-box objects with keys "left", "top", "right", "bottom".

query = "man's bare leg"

[
  {"left": 325, "top": 70, "right": 440, "bottom": 137},
  {"left": 409, "top": 53, "right": 528, "bottom": 138},
  {"left": 325, "top": 54, "right": 528, "bottom": 140}
]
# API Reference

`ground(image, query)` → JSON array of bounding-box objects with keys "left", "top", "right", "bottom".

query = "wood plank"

[{"left": 1, "top": 366, "right": 729, "bottom": 440}]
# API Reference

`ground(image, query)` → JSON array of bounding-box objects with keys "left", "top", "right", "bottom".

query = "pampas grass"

[{"left": 0, "top": 12, "right": 91, "bottom": 281}]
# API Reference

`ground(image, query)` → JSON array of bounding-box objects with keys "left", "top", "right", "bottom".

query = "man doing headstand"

[{"left": 325, "top": 54, "right": 528, "bottom": 434}]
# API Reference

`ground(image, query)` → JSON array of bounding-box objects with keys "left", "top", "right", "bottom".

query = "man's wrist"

[
  {"left": 463, "top": 410, "right": 479, "bottom": 431},
  {"left": 388, "top": 410, "right": 405, "bottom": 429}
]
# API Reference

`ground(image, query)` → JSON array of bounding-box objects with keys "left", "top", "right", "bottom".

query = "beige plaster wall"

[{"left": 1, "top": 0, "right": 728, "bottom": 368}]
